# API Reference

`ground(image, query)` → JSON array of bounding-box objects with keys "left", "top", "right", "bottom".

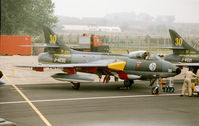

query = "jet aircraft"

[
  {"left": 17, "top": 26, "right": 181, "bottom": 94},
  {"left": 164, "top": 29, "right": 199, "bottom": 73}
]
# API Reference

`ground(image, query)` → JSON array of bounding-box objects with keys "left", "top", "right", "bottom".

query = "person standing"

[{"left": 181, "top": 68, "right": 196, "bottom": 97}]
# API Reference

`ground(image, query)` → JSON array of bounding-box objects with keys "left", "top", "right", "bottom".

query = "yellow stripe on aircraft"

[
  {"left": 108, "top": 61, "right": 126, "bottom": 71},
  {"left": 179, "top": 54, "right": 197, "bottom": 57},
  {"left": 54, "top": 54, "right": 71, "bottom": 57}
]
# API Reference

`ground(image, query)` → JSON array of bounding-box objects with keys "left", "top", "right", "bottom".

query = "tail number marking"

[
  {"left": 181, "top": 57, "right": 192, "bottom": 63},
  {"left": 54, "top": 57, "right": 66, "bottom": 63},
  {"left": 50, "top": 35, "right": 57, "bottom": 44},
  {"left": 175, "top": 38, "right": 183, "bottom": 46}
]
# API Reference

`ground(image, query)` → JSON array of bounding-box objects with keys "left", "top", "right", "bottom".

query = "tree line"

[{"left": 1, "top": 0, "right": 57, "bottom": 36}]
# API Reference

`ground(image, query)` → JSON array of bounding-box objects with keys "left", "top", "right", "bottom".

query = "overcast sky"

[{"left": 52, "top": 0, "right": 199, "bottom": 23}]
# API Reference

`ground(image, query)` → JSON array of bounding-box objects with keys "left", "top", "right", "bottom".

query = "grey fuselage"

[
  {"left": 38, "top": 52, "right": 180, "bottom": 80},
  {"left": 165, "top": 53, "right": 199, "bottom": 63}
]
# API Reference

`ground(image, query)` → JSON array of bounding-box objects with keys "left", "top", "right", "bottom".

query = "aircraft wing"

[
  {"left": 17, "top": 59, "right": 123, "bottom": 68},
  {"left": 17, "top": 63, "right": 107, "bottom": 68},
  {"left": 175, "top": 63, "right": 199, "bottom": 67},
  {"left": 16, "top": 59, "right": 126, "bottom": 73},
  {"left": 16, "top": 59, "right": 127, "bottom": 82},
  {"left": 175, "top": 63, "right": 199, "bottom": 73}
]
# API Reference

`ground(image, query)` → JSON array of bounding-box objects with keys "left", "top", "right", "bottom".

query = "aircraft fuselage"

[
  {"left": 165, "top": 54, "right": 199, "bottom": 63},
  {"left": 38, "top": 52, "right": 180, "bottom": 80}
]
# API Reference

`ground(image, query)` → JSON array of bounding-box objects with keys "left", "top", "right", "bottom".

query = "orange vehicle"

[
  {"left": 0, "top": 35, "right": 31, "bottom": 56},
  {"left": 73, "top": 33, "right": 109, "bottom": 52}
]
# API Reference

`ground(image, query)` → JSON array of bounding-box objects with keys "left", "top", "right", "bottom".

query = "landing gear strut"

[
  {"left": 71, "top": 82, "right": 80, "bottom": 90},
  {"left": 150, "top": 78, "right": 159, "bottom": 95},
  {"left": 124, "top": 80, "right": 134, "bottom": 88}
]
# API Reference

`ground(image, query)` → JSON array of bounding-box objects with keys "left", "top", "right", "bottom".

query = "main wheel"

[
  {"left": 124, "top": 80, "right": 134, "bottom": 88},
  {"left": 71, "top": 82, "right": 80, "bottom": 90}
]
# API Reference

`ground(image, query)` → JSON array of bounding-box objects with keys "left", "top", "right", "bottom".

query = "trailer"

[{"left": 0, "top": 35, "right": 31, "bottom": 56}]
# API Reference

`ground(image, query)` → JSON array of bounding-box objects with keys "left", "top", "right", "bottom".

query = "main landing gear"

[
  {"left": 123, "top": 80, "right": 134, "bottom": 88},
  {"left": 71, "top": 82, "right": 80, "bottom": 90}
]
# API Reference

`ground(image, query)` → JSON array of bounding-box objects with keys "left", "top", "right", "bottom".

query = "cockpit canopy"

[
  {"left": 129, "top": 51, "right": 161, "bottom": 60},
  {"left": 129, "top": 51, "right": 146, "bottom": 59}
]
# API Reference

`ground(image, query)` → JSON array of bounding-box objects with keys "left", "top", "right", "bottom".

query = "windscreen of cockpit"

[{"left": 148, "top": 54, "right": 161, "bottom": 60}]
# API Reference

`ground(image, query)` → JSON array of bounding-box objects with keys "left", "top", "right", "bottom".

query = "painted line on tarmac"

[
  {"left": 0, "top": 93, "right": 180, "bottom": 105},
  {"left": 2, "top": 72, "right": 52, "bottom": 126}
]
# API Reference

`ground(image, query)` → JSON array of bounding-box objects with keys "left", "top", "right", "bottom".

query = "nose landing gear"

[{"left": 152, "top": 87, "right": 159, "bottom": 95}]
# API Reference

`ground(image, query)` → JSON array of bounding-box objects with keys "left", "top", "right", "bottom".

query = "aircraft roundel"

[{"left": 149, "top": 62, "right": 156, "bottom": 71}]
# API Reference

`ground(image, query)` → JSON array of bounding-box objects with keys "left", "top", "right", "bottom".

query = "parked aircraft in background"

[
  {"left": 164, "top": 29, "right": 199, "bottom": 73},
  {"left": 17, "top": 26, "right": 181, "bottom": 94}
]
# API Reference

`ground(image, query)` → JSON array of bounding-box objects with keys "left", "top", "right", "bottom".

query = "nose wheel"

[
  {"left": 152, "top": 87, "right": 159, "bottom": 95},
  {"left": 71, "top": 82, "right": 80, "bottom": 90}
]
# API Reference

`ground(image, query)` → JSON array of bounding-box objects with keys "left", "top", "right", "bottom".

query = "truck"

[{"left": 72, "top": 33, "right": 109, "bottom": 53}]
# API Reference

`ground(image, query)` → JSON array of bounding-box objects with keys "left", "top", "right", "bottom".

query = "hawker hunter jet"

[
  {"left": 164, "top": 29, "right": 199, "bottom": 73},
  {"left": 17, "top": 26, "right": 181, "bottom": 94}
]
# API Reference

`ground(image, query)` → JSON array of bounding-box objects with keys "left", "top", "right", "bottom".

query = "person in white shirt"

[{"left": 181, "top": 68, "right": 196, "bottom": 97}]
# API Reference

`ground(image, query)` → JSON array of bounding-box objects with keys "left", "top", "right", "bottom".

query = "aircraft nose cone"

[{"left": 175, "top": 67, "right": 181, "bottom": 75}]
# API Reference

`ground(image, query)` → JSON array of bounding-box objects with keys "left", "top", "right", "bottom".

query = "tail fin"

[
  {"left": 169, "top": 29, "right": 198, "bottom": 54},
  {"left": 43, "top": 26, "right": 75, "bottom": 54}
]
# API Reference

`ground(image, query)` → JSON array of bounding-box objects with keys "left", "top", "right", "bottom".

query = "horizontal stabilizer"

[{"left": 51, "top": 73, "right": 94, "bottom": 82}]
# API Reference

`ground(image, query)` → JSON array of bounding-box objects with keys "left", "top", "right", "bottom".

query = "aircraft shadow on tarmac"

[{"left": 19, "top": 81, "right": 152, "bottom": 93}]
